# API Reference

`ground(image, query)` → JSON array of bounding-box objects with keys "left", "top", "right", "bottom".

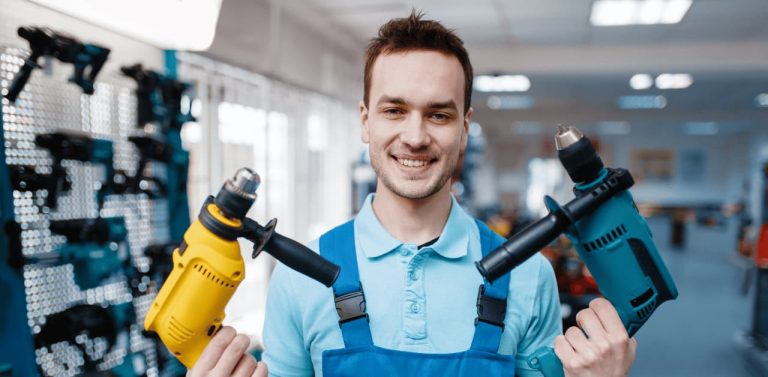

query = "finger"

[
  {"left": 191, "top": 326, "right": 237, "bottom": 374},
  {"left": 209, "top": 334, "right": 251, "bottom": 376},
  {"left": 576, "top": 308, "right": 606, "bottom": 342},
  {"left": 231, "top": 354, "right": 258, "bottom": 377},
  {"left": 589, "top": 297, "right": 626, "bottom": 336},
  {"left": 252, "top": 361, "right": 268, "bottom": 377},
  {"left": 553, "top": 334, "right": 577, "bottom": 362},
  {"left": 564, "top": 326, "right": 594, "bottom": 358},
  {"left": 628, "top": 337, "right": 638, "bottom": 362}
]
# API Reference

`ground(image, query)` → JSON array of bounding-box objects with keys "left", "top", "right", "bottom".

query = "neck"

[{"left": 371, "top": 182, "right": 453, "bottom": 245}]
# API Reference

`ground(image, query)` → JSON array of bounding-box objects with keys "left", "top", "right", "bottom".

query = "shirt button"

[
  {"left": 408, "top": 271, "right": 418, "bottom": 281},
  {"left": 400, "top": 248, "right": 411, "bottom": 256},
  {"left": 410, "top": 303, "right": 421, "bottom": 313}
]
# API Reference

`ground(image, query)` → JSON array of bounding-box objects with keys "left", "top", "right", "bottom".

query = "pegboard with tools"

[{"left": 0, "top": 25, "right": 191, "bottom": 377}]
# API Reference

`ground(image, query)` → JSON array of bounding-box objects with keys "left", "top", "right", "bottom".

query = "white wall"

[
  {"left": 203, "top": 0, "right": 363, "bottom": 104},
  {"left": 604, "top": 130, "right": 754, "bottom": 205}
]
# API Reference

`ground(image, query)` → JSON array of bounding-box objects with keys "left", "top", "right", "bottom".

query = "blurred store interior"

[{"left": 1, "top": 0, "right": 768, "bottom": 376}]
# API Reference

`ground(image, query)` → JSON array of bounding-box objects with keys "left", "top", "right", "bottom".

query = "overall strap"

[
  {"left": 319, "top": 220, "right": 373, "bottom": 348},
  {"left": 470, "top": 219, "right": 511, "bottom": 353}
]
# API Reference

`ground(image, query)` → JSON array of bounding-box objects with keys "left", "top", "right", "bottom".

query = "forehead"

[{"left": 369, "top": 50, "right": 465, "bottom": 106}]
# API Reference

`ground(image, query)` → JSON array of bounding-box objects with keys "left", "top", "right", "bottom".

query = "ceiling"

[
  {"left": 298, "top": 0, "right": 768, "bottom": 47},
  {"left": 207, "top": 0, "right": 768, "bottom": 140}
]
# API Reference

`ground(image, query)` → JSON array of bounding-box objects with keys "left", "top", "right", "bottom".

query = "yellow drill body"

[{"left": 144, "top": 203, "right": 245, "bottom": 368}]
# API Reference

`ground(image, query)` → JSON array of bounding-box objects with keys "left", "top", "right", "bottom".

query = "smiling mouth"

[{"left": 392, "top": 155, "right": 436, "bottom": 168}]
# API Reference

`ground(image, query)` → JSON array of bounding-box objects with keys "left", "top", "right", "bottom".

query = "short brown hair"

[{"left": 363, "top": 10, "right": 474, "bottom": 113}]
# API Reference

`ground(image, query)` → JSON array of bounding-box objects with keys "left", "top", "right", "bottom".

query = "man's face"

[{"left": 361, "top": 50, "right": 472, "bottom": 200}]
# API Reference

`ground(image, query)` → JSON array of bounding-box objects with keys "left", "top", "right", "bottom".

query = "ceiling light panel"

[
  {"left": 598, "top": 121, "right": 632, "bottom": 135},
  {"left": 630, "top": 74, "right": 654, "bottom": 90},
  {"left": 756, "top": 93, "right": 768, "bottom": 108},
  {"left": 591, "top": 0, "right": 693, "bottom": 26},
  {"left": 487, "top": 95, "right": 535, "bottom": 110},
  {"left": 655, "top": 73, "right": 693, "bottom": 89},
  {"left": 685, "top": 122, "right": 718, "bottom": 135},
  {"left": 474, "top": 75, "right": 531, "bottom": 92},
  {"left": 30, "top": 0, "right": 222, "bottom": 50},
  {"left": 617, "top": 95, "right": 667, "bottom": 109}
]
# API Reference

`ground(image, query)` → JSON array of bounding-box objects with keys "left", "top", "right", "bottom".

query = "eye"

[
  {"left": 430, "top": 112, "right": 452, "bottom": 122},
  {"left": 381, "top": 107, "right": 404, "bottom": 119}
]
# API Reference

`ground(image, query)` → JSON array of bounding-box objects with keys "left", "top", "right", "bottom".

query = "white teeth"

[{"left": 397, "top": 158, "right": 428, "bottom": 167}]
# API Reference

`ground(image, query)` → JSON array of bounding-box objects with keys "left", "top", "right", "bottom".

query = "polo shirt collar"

[{"left": 354, "top": 193, "right": 471, "bottom": 259}]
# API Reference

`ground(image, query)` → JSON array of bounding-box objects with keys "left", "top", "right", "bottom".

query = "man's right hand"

[{"left": 187, "top": 326, "right": 268, "bottom": 377}]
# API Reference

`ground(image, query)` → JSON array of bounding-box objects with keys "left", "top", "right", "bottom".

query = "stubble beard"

[{"left": 369, "top": 145, "right": 456, "bottom": 200}]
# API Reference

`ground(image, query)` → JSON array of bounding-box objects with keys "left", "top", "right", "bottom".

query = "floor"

[{"left": 627, "top": 216, "right": 761, "bottom": 377}]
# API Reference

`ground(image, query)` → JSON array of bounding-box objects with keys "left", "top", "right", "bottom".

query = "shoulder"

[
  {"left": 505, "top": 252, "right": 557, "bottom": 310},
  {"left": 268, "top": 236, "right": 327, "bottom": 298},
  {"left": 509, "top": 251, "right": 556, "bottom": 293},
  {"left": 510, "top": 252, "right": 554, "bottom": 284}
]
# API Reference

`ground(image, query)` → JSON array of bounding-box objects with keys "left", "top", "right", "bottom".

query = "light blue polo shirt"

[{"left": 262, "top": 194, "right": 561, "bottom": 376}]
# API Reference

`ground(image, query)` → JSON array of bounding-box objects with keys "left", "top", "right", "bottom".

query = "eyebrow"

[
  {"left": 377, "top": 95, "right": 407, "bottom": 106},
  {"left": 377, "top": 95, "right": 458, "bottom": 111}
]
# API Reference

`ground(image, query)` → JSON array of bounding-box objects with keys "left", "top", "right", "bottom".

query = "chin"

[{"left": 386, "top": 178, "right": 444, "bottom": 200}]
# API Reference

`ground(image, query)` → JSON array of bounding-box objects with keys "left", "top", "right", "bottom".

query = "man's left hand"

[{"left": 553, "top": 297, "right": 637, "bottom": 377}]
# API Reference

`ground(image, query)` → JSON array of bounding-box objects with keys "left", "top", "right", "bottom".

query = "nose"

[{"left": 399, "top": 114, "right": 430, "bottom": 149}]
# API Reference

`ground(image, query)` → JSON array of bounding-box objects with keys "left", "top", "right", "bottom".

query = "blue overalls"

[{"left": 318, "top": 219, "right": 516, "bottom": 376}]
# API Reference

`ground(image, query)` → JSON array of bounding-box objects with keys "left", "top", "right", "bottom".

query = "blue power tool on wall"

[
  {"left": 4, "top": 26, "right": 110, "bottom": 103},
  {"left": 477, "top": 126, "right": 678, "bottom": 377}
]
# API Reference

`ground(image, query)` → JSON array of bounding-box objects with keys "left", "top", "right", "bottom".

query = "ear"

[
  {"left": 360, "top": 100, "right": 370, "bottom": 144},
  {"left": 461, "top": 106, "right": 473, "bottom": 149}
]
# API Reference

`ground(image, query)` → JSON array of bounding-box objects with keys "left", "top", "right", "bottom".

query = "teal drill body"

[
  {"left": 527, "top": 168, "right": 679, "bottom": 377},
  {"left": 477, "top": 126, "right": 679, "bottom": 377},
  {"left": 570, "top": 171, "right": 678, "bottom": 336}
]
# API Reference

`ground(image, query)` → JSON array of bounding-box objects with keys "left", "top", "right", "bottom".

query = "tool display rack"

[{"left": 0, "top": 45, "right": 173, "bottom": 376}]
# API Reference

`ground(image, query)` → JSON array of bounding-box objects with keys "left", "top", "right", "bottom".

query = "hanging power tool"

[
  {"left": 144, "top": 168, "right": 340, "bottom": 368},
  {"left": 120, "top": 63, "right": 195, "bottom": 131},
  {"left": 35, "top": 302, "right": 136, "bottom": 375},
  {"left": 24, "top": 130, "right": 117, "bottom": 210},
  {"left": 9, "top": 164, "right": 69, "bottom": 204},
  {"left": 142, "top": 242, "right": 177, "bottom": 283},
  {"left": 111, "top": 135, "right": 173, "bottom": 199},
  {"left": 121, "top": 63, "right": 194, "bottom": 242},
  {"left": 25, "top": 217, "right": 133, "bottom": 290},
  {"left": 4, "top": 26, "right": 110, "bottom": 103},
  {"left": 476, "top": 126, "right": 678, "bottom": 377}
]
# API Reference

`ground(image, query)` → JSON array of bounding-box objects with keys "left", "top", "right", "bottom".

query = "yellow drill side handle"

[{"left": 144, "top": 204, "right": 245, "bottom": 368}]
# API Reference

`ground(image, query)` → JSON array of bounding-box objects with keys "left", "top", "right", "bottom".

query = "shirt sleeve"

[
  {"left": 515, "top": 254, "right": 563, "bottom": 377},
  {"left": 262, "top": 263, "right": 314, "bottom": 377}
]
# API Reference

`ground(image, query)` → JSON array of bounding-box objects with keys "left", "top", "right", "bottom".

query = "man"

[{"left": 189, "top": 11, "right": 636, "bottom": 377}]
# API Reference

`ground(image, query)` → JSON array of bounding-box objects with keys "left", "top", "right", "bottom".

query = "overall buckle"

[
  {"left": 475, "top": 285, "right": 506, "bottom": 329},
  {"left": 334, "top": 289, "right": 369, "bottom": 324}
]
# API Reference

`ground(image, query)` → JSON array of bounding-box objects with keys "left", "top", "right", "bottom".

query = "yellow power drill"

[{"left": 144, "top": 168, "right": 340, "bottom": 368}]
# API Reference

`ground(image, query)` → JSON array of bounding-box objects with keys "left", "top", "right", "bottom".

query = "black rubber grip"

[{"left": 265, "top": 232, "right": 340, "bottom": 287}]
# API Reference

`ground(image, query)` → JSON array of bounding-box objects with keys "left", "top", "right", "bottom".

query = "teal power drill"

[
  {"left": 477, "top": 126, "right": 678, "bottom": 377},
  {"left": 26, "top": 217, "right": 132, "bottom": 290},
  {"left": 4, "top": 26, "right": 110, "bottom": 103}
]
